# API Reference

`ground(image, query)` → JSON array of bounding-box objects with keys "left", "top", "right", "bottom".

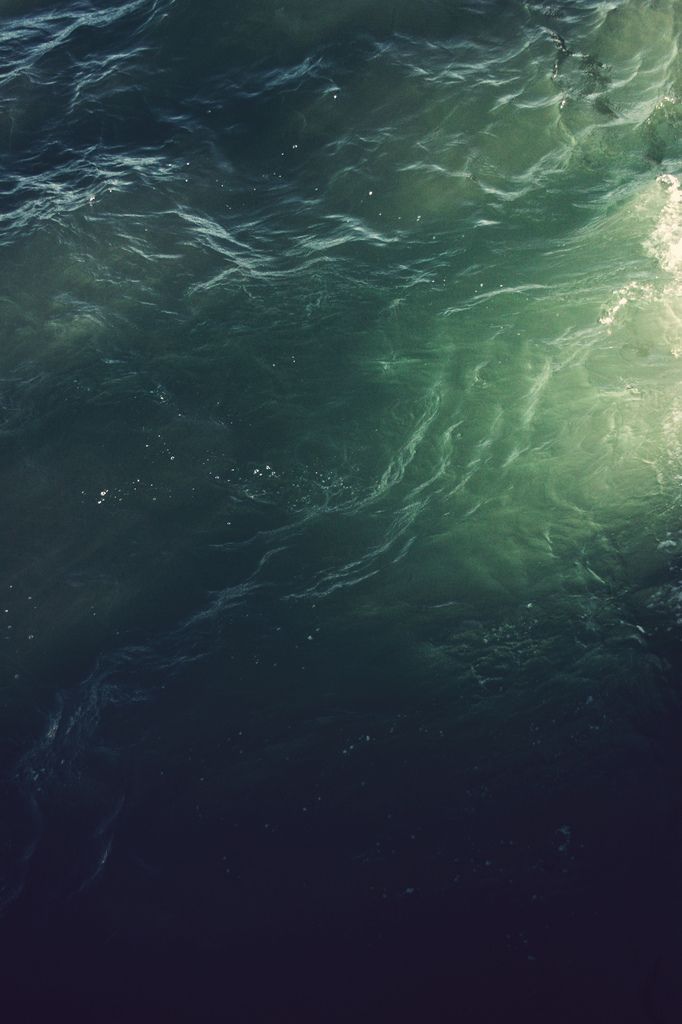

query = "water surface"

[{"left": 2, "top": 0, "right": 682, "bottom": 1019}]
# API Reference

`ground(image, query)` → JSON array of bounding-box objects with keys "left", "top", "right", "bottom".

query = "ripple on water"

[{"left": 2, "top": 2, "right": 682, "bottom": 994}]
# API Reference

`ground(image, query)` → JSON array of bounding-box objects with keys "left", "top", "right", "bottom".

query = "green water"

[{"left": 2, "top": 0, "right": 682, "bottom": 1019}]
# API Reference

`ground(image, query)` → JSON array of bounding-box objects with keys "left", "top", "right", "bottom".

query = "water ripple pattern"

[{"left": 3, "top": 0, "right": 682, "bottom": 1011}]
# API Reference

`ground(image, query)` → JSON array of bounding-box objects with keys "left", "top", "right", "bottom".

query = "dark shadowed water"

[{"left": 3, "top": 1, "right": 682, "bottom": 1020}]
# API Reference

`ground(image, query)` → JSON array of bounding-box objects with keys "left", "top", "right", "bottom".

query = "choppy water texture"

[{"left": 3, "top": 0, "right": 682, "bottom": 1019}]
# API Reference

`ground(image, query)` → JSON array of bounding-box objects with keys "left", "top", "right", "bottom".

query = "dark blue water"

[{"left": 3, "top": 0, "right": 682, "bottom": 1019}]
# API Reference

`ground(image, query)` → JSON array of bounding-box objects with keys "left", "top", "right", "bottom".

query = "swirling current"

[{"left": 3, "top": 0, "right": 682, "bottom": 1019}]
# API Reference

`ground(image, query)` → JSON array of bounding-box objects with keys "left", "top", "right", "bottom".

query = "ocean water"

[{"left": 3, "top": 0, "right": 682, "bottom": 1019}]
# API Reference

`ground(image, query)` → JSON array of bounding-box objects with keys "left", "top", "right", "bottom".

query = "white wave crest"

[{"left": 646, "top": 173, "right": 682, "bottom": 275}]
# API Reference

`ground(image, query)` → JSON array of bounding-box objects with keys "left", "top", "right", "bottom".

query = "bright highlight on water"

[{"left": 2, "top": 0, "right": 682, "bottom": 1019}]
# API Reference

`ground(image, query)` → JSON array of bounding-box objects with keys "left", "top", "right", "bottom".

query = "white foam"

[
  {"left": 599, "top": 279, "right": 655, "bottom": 328},
  {"left": 646, "top": 173, "right": 682, "bottom": 275},
  {"left": 599, "top": 175, "right": 682, "bottom": 331}
]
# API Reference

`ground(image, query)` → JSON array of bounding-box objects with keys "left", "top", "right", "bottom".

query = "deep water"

[{"left": 3, "top": 0, "right": 682, "bottom": 1020}]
